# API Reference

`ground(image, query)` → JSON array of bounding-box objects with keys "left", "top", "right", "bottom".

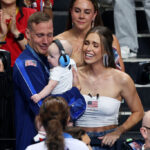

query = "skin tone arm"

[
  {"left": 9, "top": 10, "right": 27, "bottom": 50},
  {"left": 31, "top": 80, "right": 58, "bottom": 103},
  {"left": 99, "top": 73, "right": 144, "bottom": 147},
  {"left": 43, "top": 0, "right": 53, "bottom": 18},
  {"left": 0, "top": 9, "right": 8, "bottom": 41},
  {"left": 0, "top": 9, "right": 27, "bottom": 50},
  {"left": 72, "top": 67, "right": 81, "bottom": 90},
  {"left": 112, "top": 35, "right": 125, "bottom": 72}
]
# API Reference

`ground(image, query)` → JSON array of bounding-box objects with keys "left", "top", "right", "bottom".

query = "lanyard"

[{"left": 26, "top": 44, "right": 49, "bottom": 75}]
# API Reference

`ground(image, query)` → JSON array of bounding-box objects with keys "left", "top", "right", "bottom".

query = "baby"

[{"left": 31, "top": 39, "right": 78, "bottom": 103}]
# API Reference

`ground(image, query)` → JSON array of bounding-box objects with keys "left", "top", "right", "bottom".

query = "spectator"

[
  {"left": 114, "top": 0, "right": 150, "bottom": 58},
  {"left": 26, "top": 96, "right": 89, "bottom": 150},
  {"left": 24, "top": 0, "right": 53, "bottom": 18},
  {"left": 13, "top": 12, "right": 53, "bottom": 150},
  {"left": 75, "top": 26, "right": 144, "bottom": 149},
  {"left": 55, "top": 0, "right": 125, "bottom": 71},
  {"left": 140, "top": 110, "right": 150, "bottom": 150},
  {"left": 0, "top": 0, "right": 36, "bottom": 66}
]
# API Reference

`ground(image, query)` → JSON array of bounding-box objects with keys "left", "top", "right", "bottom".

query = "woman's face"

[
  {"left": 83, "top": 32, "right": 104, "bottom": 64},
  {"left": 71, "top": 0, "right": 97, "bottom": 30}
]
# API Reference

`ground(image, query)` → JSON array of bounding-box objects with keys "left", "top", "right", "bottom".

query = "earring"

[
  {"left": 72, "top": 22, "right": 74, "bottom": 28},
  {"left": 103, "top": 54, "right": 109, "bottom": 67},
  {"left": 91, "top": 20, "right": 95, "bottom": 28}
]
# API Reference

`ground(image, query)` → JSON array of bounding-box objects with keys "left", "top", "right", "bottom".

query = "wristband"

[
  {"left": 14, "top": 33, "right": 24, "bottom": 41},
  {"left": 0, "top": 41, "right": 6, "bottom": 45}
]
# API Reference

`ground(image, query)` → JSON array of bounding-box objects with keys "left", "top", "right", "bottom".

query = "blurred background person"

[
  {"left": 140, "top": 110, "right": 150, "bottom": 150},
  {"left": 0, "top": 0, "right": 36, "bottom": 66}
]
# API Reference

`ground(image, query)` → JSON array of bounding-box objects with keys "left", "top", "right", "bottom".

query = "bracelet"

[
  {"left": 0, "top": 41, "right": 6, "bottom": 45},
  {"left": 14, "top": 33, "right": 24, "bottom": 41}
]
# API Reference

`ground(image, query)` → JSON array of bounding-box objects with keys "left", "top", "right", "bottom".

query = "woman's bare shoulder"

[
  {"left": 112, "top": 69, "right": 133, "bottom": 85},
  {"left": 54, "top": 30, "right": 71, "bottom": 40}
]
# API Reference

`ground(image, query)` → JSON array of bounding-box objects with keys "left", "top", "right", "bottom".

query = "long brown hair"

[
  {"left": 84, "top": 26, "right": 116, "bottom": 68},
  {"left": 39, "top": 96, "right": 70, "bottom": 150},
  {"left": 66, "top": 0, "right": 103, "bottom": 30}
]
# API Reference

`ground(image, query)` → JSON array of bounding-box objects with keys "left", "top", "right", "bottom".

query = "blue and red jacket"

[{"left": 13, "top": 44, "right": 50, "bottom": 150}]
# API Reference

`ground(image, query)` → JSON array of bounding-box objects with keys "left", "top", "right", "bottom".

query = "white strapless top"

[{"left": 75, "top": 95, "right": 121, "bottom": 127}]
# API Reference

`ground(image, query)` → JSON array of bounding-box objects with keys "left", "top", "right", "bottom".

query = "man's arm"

[{"left": 13, "top": 59, "right": 49, "bottom": 114}]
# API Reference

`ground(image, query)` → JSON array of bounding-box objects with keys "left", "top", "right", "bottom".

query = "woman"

[
  {"left": 0, "top": 0, "right": 36, "bottom": 66},
  {"left": 75, "top": 26, "right": 144, "bottom": 149},
  {"left": 26, "top": 96, "right": 89, "bottom": 150},
  {"left": 55, "top": 0, "right": 124, "bottom": 71}
]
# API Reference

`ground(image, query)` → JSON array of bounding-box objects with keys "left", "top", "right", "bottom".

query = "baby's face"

[{"left": 47, "top": 44, "right": 60, "bottom": 67}]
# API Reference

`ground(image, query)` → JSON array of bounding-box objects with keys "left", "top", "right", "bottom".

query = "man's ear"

[
  {"left": 25, "top": 28, "right": 30, "bottom": 41},
  {"left": 140, "top": 127, "right": 147, "bottom": 139}
]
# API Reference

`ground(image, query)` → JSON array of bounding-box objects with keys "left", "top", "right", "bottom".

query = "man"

[
  {"left": 114, "top": 0, "right": 150, "bottom": 58},
  {"left": 140, "top": 110, "right": 150, "bottom": 150},
  {"left": 13, "top": 11, "right": 53, "bottom": 150}
]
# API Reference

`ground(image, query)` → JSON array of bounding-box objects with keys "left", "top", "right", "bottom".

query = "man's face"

[{"left": 26, "top": 20, "right": 53, "bottom": 56}]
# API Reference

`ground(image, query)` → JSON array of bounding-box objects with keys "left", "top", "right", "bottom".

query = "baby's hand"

[{"left": 31, "top": 94, "right": 41, "bottom": 103}]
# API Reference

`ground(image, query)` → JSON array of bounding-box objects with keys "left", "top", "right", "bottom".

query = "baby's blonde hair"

[{"left": 48, "top": 40, "right": 73, "bottom": 56}]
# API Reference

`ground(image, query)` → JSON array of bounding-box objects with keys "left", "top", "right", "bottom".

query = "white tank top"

[{"left": 75, "top": 95, "right": 121, "bottom": 127}]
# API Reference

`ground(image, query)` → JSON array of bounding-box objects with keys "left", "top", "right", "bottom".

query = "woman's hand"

[
  {"left": 98, "top": 130, "right": 121, "bottom": 147},
  {"left": 0, "top": 9, "right": 8, "bottom": 39},
  {"left": 10, "top": 9, "right": 20, "bottom": 38}
]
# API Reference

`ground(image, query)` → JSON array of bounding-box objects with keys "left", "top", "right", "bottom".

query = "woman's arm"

[
  {"left": 101, "top": 73, "right": 144, "bottom": 147},
  {"left": 118, "top": 73, "right": 144, "bottom": 133},
  {"left": 0, "top": 9, "right": 8, "bottom": 45},
  {"left": 112, "top": 35, "right": 125, "bottom": 72},
  {"left": 10, "top": 11, "right": 27, "bottom": 50}
]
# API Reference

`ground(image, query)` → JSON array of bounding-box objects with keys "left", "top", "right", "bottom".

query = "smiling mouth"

[
  {"left": 77, "top": 21, "right": 86, "bottom": 24},
  {"left": 85, "top": 53, "right": 93, "bottom": 57},
  {"left": 40, "top": 46, "right": 48, "bottom": 50}
]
